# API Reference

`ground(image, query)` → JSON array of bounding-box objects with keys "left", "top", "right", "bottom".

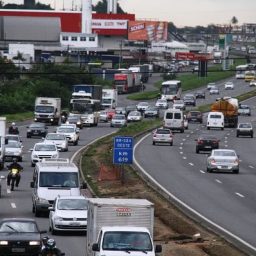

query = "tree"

[
  {"left": 93, "top": 0, "right": 124, "bottom": 13},
  {"left": 231, "top": 16, "right": 238, "bottom": 26}
]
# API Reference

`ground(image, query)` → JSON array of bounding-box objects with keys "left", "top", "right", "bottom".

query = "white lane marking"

[
  {"left": 134, "top": 133, "right": 256, "bottom": 253},
  {"left": 225, "top": 145, "right": 228, "bottom": 147},
  {"left": 215, "top": 179, "right": 222, "bottom": 184},
  {"left": 11, "top": 203, "right": 16, "bottom": 208},
  {"left": 196, "top": 128, "right": 199, "bottom": 131},
  {"left": 182, "top": 138, "right": 186, "bottom": 141},
  {"left": 225, "top": 137, "right": 228, "bottom": 140},
  {"left": 186, "top": 135, "right": 190, "bottom": 138},
  {"left": 180, "top": 142, "right": 183, "bottom": 145},
  {"left": 189, "top": 163, "right": 194, "bottom": 166},
  {"left": 180, "top": 152, "right": 183, "bottom": 154},
  {"left": 249, "top": 165, "right": 255, "bottom": 169},
  {"left": 200, "top": 170, "right": 205, "bottom": 174},
  {"left": 227, "top": 133, "right": 230, "bottom": 136},
  {"left": 190, "top": 131, "right": 194, "bottom": 134},
  {"left": 183, "top": 156, "right": 187, "bottom": 159},
  {"left": 179, "top": 147, "right": 183, "bottom": 150},
  {"left": 7, "top": 188, "right": 11, "bottom": 194},
  {"left": 235, "top": 192, "right": 245, "bottom": 198}
]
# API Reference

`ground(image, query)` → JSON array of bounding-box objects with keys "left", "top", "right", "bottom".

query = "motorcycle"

[
  {"left": 8, "top": 168, "right": 20, "bottom": 191},
  {"left": 8, "top": 127, "right": 19, "bottom": 135},
  {"left": 41, "top": 237, "right": 65, "bottom": 256}
]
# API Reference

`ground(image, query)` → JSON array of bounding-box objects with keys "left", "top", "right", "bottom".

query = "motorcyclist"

[
  {"left": 8, "top": 122, "right": 19, "bottom": 134},
  {"left": 41, "top": 237, "right": 64, "bottom": 256},
  {"left": 7, "top": 159, "right": 23, "bottom": 187}
]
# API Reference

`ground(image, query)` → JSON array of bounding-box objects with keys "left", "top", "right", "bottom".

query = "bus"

[
  {"left": 235, "top": 65, "right": 247, "bottom": 79},
  {"left": 160, "top": 80, "right": 182, "bottom": 101}
]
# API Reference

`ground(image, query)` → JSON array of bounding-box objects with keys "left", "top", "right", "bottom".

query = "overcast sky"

[{"left": 3, "top": 0, "right": 256, "bottom": 27}]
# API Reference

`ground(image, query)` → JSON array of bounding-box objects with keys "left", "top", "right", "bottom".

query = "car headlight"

[
  {"left": 37, "top": 197, "right": 48, "bottom": 204},
  {"left": 77, "top": 121, "right": 81, "bottom": 125},
  {"left": 0, "top": 241, "right": 8, "bottom": 245},
  {"left": 29, "top": 241, "right": 40, "bottom": 246},
  {"left": 54, "top": 216, "right": 63, "bottom": 221},
  {"left": 32, "top": 154, "right": 38, "bottom": 158}
]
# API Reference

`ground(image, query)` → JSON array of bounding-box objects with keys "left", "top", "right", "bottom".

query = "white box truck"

[
  {"left": 86, "top": 198, "right": 162, "bottom": 256},
  {"left": 101, "top": 89, "right": 118, "bottom": 109},
  {"left": 34, "top": 97, "right": 61, "bottom": 125},
  {"left": 0, "top": 117, "right": 6, "bottom": 170}
]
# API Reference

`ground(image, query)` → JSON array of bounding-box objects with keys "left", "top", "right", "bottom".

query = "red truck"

[{"left": 114, "top": 72, "right": 141, "bottom": 94}]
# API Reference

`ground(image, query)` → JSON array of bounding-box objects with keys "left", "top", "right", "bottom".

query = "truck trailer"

[
  {"left": 86, "top": 198, "right": 162, "bottom": 256},
  {"left": 101, "top": 89, "right": 118, "bottom": 109}
]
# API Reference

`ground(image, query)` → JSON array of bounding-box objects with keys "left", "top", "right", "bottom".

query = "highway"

[
  {"left": 134, "top": 81, "right": 256, "bottom": 255},
  {"left": 1, "top": 74, "right": 256, "bottom": 255}
]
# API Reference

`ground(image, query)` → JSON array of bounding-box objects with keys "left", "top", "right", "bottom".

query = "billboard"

[
  {"left": 128, "top": 21, "right": 168, "bottom": 42},
  {"left": 92, "top": 19, "right": 127, "bottom": 30}
]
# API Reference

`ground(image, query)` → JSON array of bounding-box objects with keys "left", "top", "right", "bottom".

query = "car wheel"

[
  {"left": 27, "top": 134, "right": 31, "bottom": 138},
  {"left": 236, "top": 133, "right": 239, "bottom": 137},
  {"left": 170, "top": 142, "right": 173, "bottom": 146},
  {"left": 221, "top": 127, "right": 224, "bottom": 130},
  {"left": 206, "top": 167, "right": 212, "bottom": 173},
  {"left": 32, "top": 204, "right": 35, "bottom": 213},
  {"left": 74, "top": 140, "right": 78, "bottom": 146},
  {"left": 31, "top": 162, "right": 35, "bottom": 167},
  {"left": 152, "top": 141, "right": 155, "bottom": 145},
  {"left": 35, "top": 207, "right": 41, "bottom": 217},
  {"left": 180, "top": 129, "right": 184, "bottom": 133},
  {"left": 19, "top": 157, "right": 22, "bottom": 162},
  {"left": 196, "top": 148, "right": 199, "bottom": 154},
  {"left": 233, "top": 169, "right": 239, "bottom": 174},
  {"left": 207, "top": 127, "right": 210, "bottom": 130},
  {"left": 251, "top": 133, "right": 253, "bottom": 138}
]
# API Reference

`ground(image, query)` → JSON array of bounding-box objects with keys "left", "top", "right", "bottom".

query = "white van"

[
  {"left": 163, "top": 109, "right": 184, "bottom": 133},
  {"left": 30, "top": 158, "right": 86, "bottom": 217},
  {"left": 207, "top": 112, "right": 224, "bottom": 130}
]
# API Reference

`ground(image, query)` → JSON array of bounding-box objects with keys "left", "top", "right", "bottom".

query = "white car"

[
  {"left": 110, "top": 114, "right": 127, "bottom": 127},
  {"left": 249, "top": 80, "right": 256, "bottom": 86},
  {"left": 49, "top": 195, "right": 88, "bottom": 234},
  {"left": 6, "top": 134, "right": 23, "bottom": 146},
  {"left": 127, "top": 111, "right": 143, "bottom": 122},
  {"left": 155, "top": 99, "right": 168, "bottom": 109},
  {"left": 56, "top": 125, "right": 79, "bottom": 145},
  {"left": 209, "top": 86, "right": 219, "bottom": 95},
  {"left": 136, "top": 102, "right": 149, "bottom": 112},
  {"left": 207, "top": 82, "right": 216, "bottom": 90},
  {"left": 4, "top": 140, "right": 23, "bottom": 162},
  {"left": 172, "top": 100, "right": 185, "bottom": 110},
  {"left": 30, "top": 142, "right": 59, "bottom": 167},
  {"left": 224, "top": 81, "right": 234, "bottom": 90},
  {"left": 44, "top": 133, "right": 68, "bottom": 152}
]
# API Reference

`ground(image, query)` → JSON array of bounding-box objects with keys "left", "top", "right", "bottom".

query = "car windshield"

[
  {"left": 129, "top": 111, "right": 140, "bottom": 116},
  {"left": 57, "top": 199, "right": 88, "bottom": 210},
  {"left": 102, "top": 231, "right": 153, "bottom": 251},
  {"left": 209, "top": 114, "right": 221, "bottom": 119},
  {"left": 39, "top": 172, "right": 78, "bottom": 187},
  {"left": 46, "top": 134, "right": 66, "bottom": 140},
  {"left": 35, "top": 144, "right": 56, "bottom": 151},
  {"left": 67, "top": 117, "right": 79, "bottom": 122},
  {"left": 208, "top": 83, "right": 215, "bottom": 86},
  {"left": 239, "top": 123, "right": 252, "bottom": 128},
  {"left": 239, "top": 105, "right": 249, "bottom": 109},
  {"left": 184, "top": 96, "right": 194, "bottom": 100},
  {"left": 156, "top": 129, "right": 170, "bottom": 134},
  {"left": 6, "top": 135, "right": 19, "bottom": 141},
  {"left": 57, "top": 127, "right": 75, "bottom": 133},
  {"left": 113, "top": 115, "right": 125, "bottom": 120},
  {"left": 190, "top": 112, "right": 200, "bottom": 116},
  {"left": 213, "top": 151, "right": 236, "bottom": 157},
  {"left": 157, "top": 100, "right": 166, "bottom": 103},
  {"left": 30, "top": 124, "right": 44, "bottom": 128},
  {"left": 35, "top": 105, "right": 54, "bottom": 113},
  {"left": 6, "top": 141, "right": 20, "bottom": 148},
  {"left": 138, "top": 102, "right": 148, "bottom": 106},
  {"left": 147, "top": 107, "right": 157, "bottom": 111},
  {"left": 0, "top": 221, "right": 38, "bottom": 233},
  {"left": 174, "top": 100, "right": 183, "bottom": 104}
]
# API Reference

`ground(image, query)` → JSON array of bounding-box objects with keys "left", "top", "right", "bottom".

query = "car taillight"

[
  {"left": 197, "top": 140, "right": 203, "bottom": 144},
  {"left": 153, "top": 133, "right": 157, "bottom": 137},
  {"left": 213, "top": 140, "right": 218, "bottom": 144}
]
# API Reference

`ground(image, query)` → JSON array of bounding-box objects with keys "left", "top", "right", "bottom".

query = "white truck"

[
  {"left": 101, "top": 89, "right": 118, "bottom": 109},
  {"left": 86, "top": 198, "right": 162, "bottom": 256},
  {"left": 0, "top": 117, "right": 6, "bottom": 170},
  {"left": 34, "top": 97, "right": 61, "bottom": 125}
]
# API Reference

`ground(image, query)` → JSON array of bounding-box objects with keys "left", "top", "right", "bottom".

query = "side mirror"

[
  {"left": 155, "top": 244, "right": 162, "bottom": 253},
  {"left": 30, "top": 181, "right": 34, "bottom": 188},
  {"left": 81, "top": 182, "right": 87, "bottom": 190},
  {"left": 92, "top": 243, "right": 100, "bottom": 252},
  {"left": 48, "top": 206, "right": 54, "bottom": 211},
  {"left": 29, "top": 148, "right": 33, "bottom": 152}
]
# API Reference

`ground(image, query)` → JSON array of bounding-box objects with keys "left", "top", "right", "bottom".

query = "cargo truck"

[
  {"left": 211, "top": 97, "right": 238, "bottom": 128},
  {"left": 34, "top": 97, "right": 61, "bottom": 125},
  {"left": 101, "top": 89, "right": 118, "bottom": 109},
  {"left": 72, "top": 84, "right": 102, "bottom": 101},
  {"left": 86, "top": 198, "right": 162, "bottom": 256},
  {"left": 0, "top": 117, "right": 6, "bottom": 170},
  {"left": 129, "top": 64, "right": 150, "bottom": 83}
]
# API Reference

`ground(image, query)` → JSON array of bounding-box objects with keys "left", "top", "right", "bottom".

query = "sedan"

[
  {"left": 43, "top": 133, "right": 68, "bottom": 152},
  {"left": 6, "top": 134, "right": 22, "bottom": 145},
  {"left": 187, "top": 111, "right": 203, "bottom": 123},
  {"left": 49, "top": 195, "right": 88, "bottom": 234},
  {"left": 144, "top": 107, "right": 160, "bottom": 118},
  {"left": 4, "top": 140, "right": 23, "bottom": 162},
  {"left": 207, "top": 82, "right": 216, "bottom": 90},
  {"left": 249, "top": 79, "right": 256, "bottom": 87},
  {"left": 236, "top": 123, "right": 253, "bottom": 138},
  {"left": 152, "top": 128, "right": 173, "bottom": 146},
  {"left": 206, "top": 149, "right": 239, "bottom": 174},
  {"left": 224, "top": 81, "right": 234, "bottom": 90},
  {"left": 136, "top": 102, "right": 150, "bottom": 112},
  {"left": 172, "top": 100, "right": 185, "bottom": 110},
  {"left": 66, "top": 115, "right": 83, "bottom": 129},
  {"left": 183, "top": 94, "right": 196, "bottom": 106},
  {"left": 127, "top": 111, "right": 142, "bottom": 122},
  {"left": 0, "top": 218, "right": 46, "bottom": 256},
  {"left": 110, "top": 114, "right": 127, "bottom": 127},
  {"left": 238, "top": 104, "right": 251, "bottom": 116},
  {"left": 155, "top": 99, "right": 168, "bottom": 109},
  {"left": 195, "top": 90, "right": 205, "bottom": 99},
  {"left": 209, "top": 86, "right": 219, "bottom": 95},
  {"left": 195, "top": 134, "right": 219, "bottom": 153},
  {"left": 125, "top": 105, "right": 137, "bottom": 115},
  {"left": 27, "top": 123, "right": 48, "bottom": 138}
]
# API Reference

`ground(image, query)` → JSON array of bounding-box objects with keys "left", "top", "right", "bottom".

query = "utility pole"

[{"left": 118, "top": 40, "right": 123, "bottom": 69}]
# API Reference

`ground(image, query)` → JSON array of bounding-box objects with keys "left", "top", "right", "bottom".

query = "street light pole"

[{"left": 118, "top": 40, "right": 122, "bottom": 69}]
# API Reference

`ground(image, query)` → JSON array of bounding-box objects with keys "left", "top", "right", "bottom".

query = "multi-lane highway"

[{"left": 1, "top": 74, "right": 256, "bottom": 255}]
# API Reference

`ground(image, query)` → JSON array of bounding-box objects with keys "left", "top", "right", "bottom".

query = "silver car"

[
  {"left": 236, "top": 123, "right": 253, "bottom": 138},
  {"left": 127, "top": 111, "right": 142, "bottom": 122},
  {"left": 206, "top": 149, "right": 239, "bottom": 174},
  {"left": 137, "top": 102, "right": 150, "bottom": 112},
  {"left": 6, "top": 134, "right": 22, "bottom": 146},
  {"left": 172, "top": 100, "right": 185, "bottom": 110},
  {"left": 238, "top": 104, "right": 251, "bottom": 116},
  {"left": 209, "top": 86, "right": 219, "bottom": 95},
  {"left": 44, "top": 133, "right": 68, "bottom": 152},
  {"left": 152, "top": 128, "right": 173, "bottom": 146},
  {"left": 4, "top": 140, "right": 23, "bottom": 162},
  {"left": 110, "top": 114, "right": 127, "bottom": 127}
]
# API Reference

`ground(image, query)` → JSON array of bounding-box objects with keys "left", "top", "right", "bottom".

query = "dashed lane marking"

[
  {"left": 249, "top": 165, "right": 255, "bottom": 169},
  {"left": 180, "top": 142, "right": 183, "bottom": 145},
  {"left": 183, "top": 156, "right": 187, "bottom": 160},
  {"left": 179, "top": 147, "right": 183, "bottom": 150},
  {"left": 189, "top": 163, "right": 194, "bottom": 166},
  {"left": 235, "top": 192, "right": 245, "bottom": 198},
  {"left": 186, "top": 135, "right": 190, "bottom": 138},
  {"left": 215, "top": 179, "right": 222, "bottom": 184},
  {"left": 200, "top": 170, "right": 205, "bottom": 174},
  {"left": 7, "top": 189, "right": 11, "bottom": 194},
  {"left": 180, "top": 152, "right": 183, "bottom": 154},
  {"left": 182, "top": 139, "right": 186, "bottom": 141},
  {"left": 11, "top": 203, "right": 16, "bottom": 208}
]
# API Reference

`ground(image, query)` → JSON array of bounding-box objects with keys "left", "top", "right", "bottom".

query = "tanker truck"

[{"left": 211, "top": 97, "right": 238, "bottom": 128}]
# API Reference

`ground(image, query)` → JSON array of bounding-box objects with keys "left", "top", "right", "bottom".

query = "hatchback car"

[
  {"left": 206, "top": 149, "right": 239, "bottom": 174},
  {"left": 209, "top": 86, "right": 219, "bottom": 95},
  {"left": 5, "top": 134, "right": 23, "bottom": 146},
  {"left": 56, "top": 125, "right": 79, "bottom": 145},
  {"left": 144, "top": 107, "right": 160, "bottom": 118},
  {"left": 49, "top": 195, "right": 88, "bottom": 234},
  {"left": 30, "top": 142, "right": 59, "bottom": 167},
  {"left": 195, "top": 134, "right": 219, "bottom": 153},
  {"left": 195, "top": 90, "right": 206, "bottom": 99},
  {"left": 224, "top": 81, "right": 234, "bottom": 90},
  {"left": 152, "top": 128, "right": 173, "bottom": 146},
  {"left": 155, "top": 99, "right": 168, "bottom": 109},
  {"left": 136, "top": 102, "right": 150, "bottom": 112},
  {"left": 127, "top": 111, "right": 143, "bottom": 122},
  {"left": 238, "top": 104, "right": 251, "bottom": 116},
  {"left": 183, "top": 94, "right": 196, "bottom": 106},
  {"left": 44, "top": 133, "right": 68, "bottom": 152},
  {"left": 187, "top": 111, "right": 203, "bottom": 123},
  {"left": 0, "top": 218, "right": 46, "bottom": 256},
  {"left": 4, "top": 140, "right": 23, "bottom": 162},
  {"left": 66, "top": 115, "right": 83, "bottom": 129},
  {"left": 172, "top": 100, "right": 186, "bottom": 110},
  {"left": 125, "top": 105, "right": 137, "bottom": 115},
  {"left": 207, "top": 82, "right": 216, "bottom": 90},
  {"left": 236, "top": 123, "right": 253, "bottom": 138},
  {"left": 27, "top": 123, "right": 48, "bottom": 138},
  {"left": 110, "top": 114, "right": 127, "bottom": 127}
]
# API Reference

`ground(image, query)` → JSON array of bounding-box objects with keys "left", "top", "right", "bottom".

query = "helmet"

[
  {"left": 11, "top": 122, "right": 16, "bottom": 126},
  {"left": 46, "top": 238, "right": 56, "bottom": 249}
]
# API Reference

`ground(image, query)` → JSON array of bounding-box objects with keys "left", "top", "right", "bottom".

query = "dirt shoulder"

[{"left": 80, "top": 140, "right": 247, "bottom": 256}]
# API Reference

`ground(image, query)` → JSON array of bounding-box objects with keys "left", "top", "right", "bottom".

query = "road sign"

[{"left": 113, "top": 136, "right": 133, "bottom": 164}]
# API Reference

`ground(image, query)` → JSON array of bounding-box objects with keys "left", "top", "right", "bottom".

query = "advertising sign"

[
  {"left": 128, "top": 21, "right": 168, "bottom": 42},
  {"left": 176, "top": 52, "right": 212, "bottom": 61},
  {"left": 92, "top": 19, "right": 127, "bottom": 30}
]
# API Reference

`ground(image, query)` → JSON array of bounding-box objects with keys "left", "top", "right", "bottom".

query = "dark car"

[
  {"left": 125, "top": 105, "right": 137, "bottom": 115},
  {"left": 26, "top": 123, "right": 47, "bottom": 138},
  {"left": 0, "top": 218, "right": 46, "bottom": 256},
  {"left": 66, "top": 115, "right": 83, "bottom": 129},
  {"left": 187, "top": 111, "right": 203, "bottom": 123},
  {"left": 183, "top": 94, "right": 196, "bottom": 106},
  {"left": 195, "top": 134, "right": 219, "bottom": 153},
  {"left": 144, "top": 107, "right": 160, "bottom": 118},
  {"left": 195, "top": 90, "right": 206, "bottom": 99}
]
